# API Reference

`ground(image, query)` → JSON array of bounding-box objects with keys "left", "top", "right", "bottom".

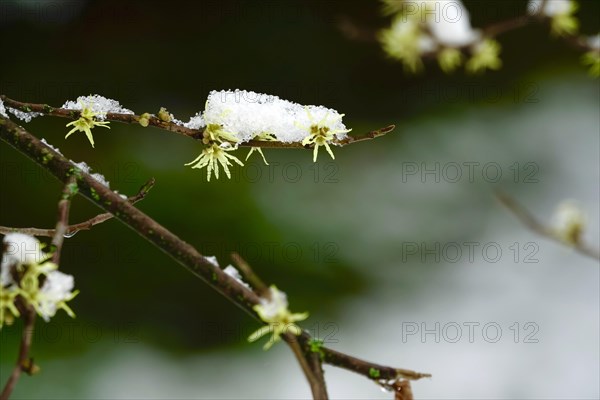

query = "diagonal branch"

[
  {"left": 285, "top": 334, "right": 329, "bottom": 399},
  {"left": 496, "top": 191, "right": 600, "bottom": 261},
  {"left": 0, "top": 95, "right": 395, "bottom": 149},
  {"left": 0, "top": 304, "right": 36, "bottom": 400},
  {"left": 49, "top": 176, "right": 77, "bottom": 264}
]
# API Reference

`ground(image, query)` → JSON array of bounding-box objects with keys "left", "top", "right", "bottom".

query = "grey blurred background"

[{"left": 0, "top": 0, "right": 598, "bottom": 398}]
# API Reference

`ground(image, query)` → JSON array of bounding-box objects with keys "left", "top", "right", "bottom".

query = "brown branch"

[
  {"left": 284, "top": 334, "right": 329, "bottom": 399},
  {"left": 496, "top": 191, "right": 600, "bottom": 261},
  {"left": 0, "top": 178, "right": 155, "bottom": 238},
  {"left": 0, "top": 95, "right": 394, "bottom": 149},
  {"left": 230, "top": 252, "right": 269, "bottom": 296},
  {"left": 316, "top": 339, "right": 431, "bottom": 382},
  {"left": 0, "top": 305, "right": 36, "bottom": 400},
  {"left": 394, "top": 380, "right": 414, "bottom": 400},
  {"left": 49, "top": 177, "right": 76, "bottom": 264},
  {"left": 482, "top": 15, "right": 535, "bottom": 38}
]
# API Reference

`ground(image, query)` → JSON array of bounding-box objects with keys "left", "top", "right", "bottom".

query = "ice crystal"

[
  {"left": 71, "top": 161, "right": 110, "bottom": 187},
  {"left": 0, "top": 99, "right": 7, "bottom": 118},
  {"left": 223, "top": 265, "right": 250, "bottom": 289},
  {"left": 7, "top": 107, "right": 42, "bottom": 123},
  {"left": 41, "top": 138, "right": 63, "bottom": 156}
]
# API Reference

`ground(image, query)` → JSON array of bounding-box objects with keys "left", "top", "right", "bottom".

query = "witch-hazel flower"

[
  {"left": 65, "top": 104, "right": 110, "bottom": 148},
  {"left": 1, "top": 233, "right": 78, "bottom": 328},
  {"left": 248, "top": 285, "right": 308, "bottom": 350},
  {"left": 299, "top": 108, "right": 351, "bottom": 162},
  {"left": 246, "top": 132, "right": 276, "bottom": 165},
  {"left": 185, "top": 142, "right": 244, "bottom": 181},
  {"left": 33, "top": 270, "right": 78, "bottom": 321},
  {"left": 466, "top": 39, "right": 502, "bottom": 73},
  {"left": 528, "top": 0, "right": 579, "bottom": 36},
  {"left": 185, "top": 106, "right": 246, "bottom": 181},
  {"left": 183, "top": 90, "right": 351, "bottom": 179},
  {"left": 551, "top": 201, "right": 586, "bottom": 246}
]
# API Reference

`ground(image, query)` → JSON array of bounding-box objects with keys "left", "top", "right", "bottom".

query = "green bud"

[
  {"left": 158, "top": 107, "right": 171, "bottom": 122},
  {"left": 138, "top": 113, "right": 152, "bottom": 128}
]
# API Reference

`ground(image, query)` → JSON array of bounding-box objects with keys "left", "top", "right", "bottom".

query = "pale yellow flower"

[
  {"left": 185, "top": 143, "right": 244, "bottom": 181},
  {"left": 582, "top": 51, "right": 600, "bottom": 77},
  {"left": 299, "top": 109, "right": 351, "bottom": 162},
  {"left": 65, "top": 105, "right": 110, "bottom": 148},
  {"left": 466, "top": 39, "right": 502, "bottom": 73},
  {"left": 248, "top": 286, "right": 308, "bottom": 350},
  {"left": 437, "top": 48, "right": 464, "bottom": 73},
  {"left": 246, "top": 132, "right": 276, "bottom": 165}
]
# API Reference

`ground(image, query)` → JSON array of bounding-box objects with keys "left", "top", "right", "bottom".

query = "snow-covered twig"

[{"left": 0, "top": 95, "right": 394, "bottom": 149}]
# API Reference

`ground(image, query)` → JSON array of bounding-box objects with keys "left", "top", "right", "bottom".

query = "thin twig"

[
  {"left": 0, "top": 178, "right": 155, "bottom": 238},
  {"left": 0, "top": 304, "right": 36, "bottom": 400},
  {"left": 230, "top": 252, "right": 269, "bottom": 296},
  {"left": 496, "top": 191, "right": 600, "bottom": 261},
  {"left": 0, "top": 95, "right": 394, "bottom": 149},
  {"left": 483, "top": 15, "right": 535, "bottom": 38},
  {"left": 393, "top": 380, "right": 414, "bottom": 400},
  {"left": 316, "top": 340, "right": 431, "bottom": 382},
  {"left": 284, "top": 333, "right": 329, "bottom": 399},
  {"left": 50, "top": 177, "right": 77, "bottom": 264}
]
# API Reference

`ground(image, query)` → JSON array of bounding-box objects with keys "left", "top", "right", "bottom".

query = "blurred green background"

[{"left": 1, "top": 0, "right": 599, "bottom": 398}]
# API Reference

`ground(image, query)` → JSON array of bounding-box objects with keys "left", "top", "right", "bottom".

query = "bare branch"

[
  {"left": 49, "top": 177, "right": 77, "bottom": 264},
  {"left": 0, "top": 178, "right": 155, "bottom": 238},
  {"left": 284, "top": 334, "right": 329, "bottom": 399},
  {"left": 316, "top": 339, "right": 431, "bottom": 382},
  {"left": 230, "top": 252, "right": 269, "bottom": 296},
  {"left": 0, "top": 304, "right": 36, "bottom": 400},
  {"left": 496, "top": 191, "right": 600, "bottom": 261}
]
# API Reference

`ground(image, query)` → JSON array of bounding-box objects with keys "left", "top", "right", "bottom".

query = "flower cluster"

[
  {"left": 379, "top": 0, "right": 501, "bottom": 73},
  {"left": 1, "top": 233, "right": 78, "bottom": 328},
  {"left": 248, "top": 285, "right": 309, "bottom": 350},
  {"left": 58, "top": 91, "right": 350, "bottom": 180},
  {"left": 184, "top": 90, "right": 350, "bottom": 180}
]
